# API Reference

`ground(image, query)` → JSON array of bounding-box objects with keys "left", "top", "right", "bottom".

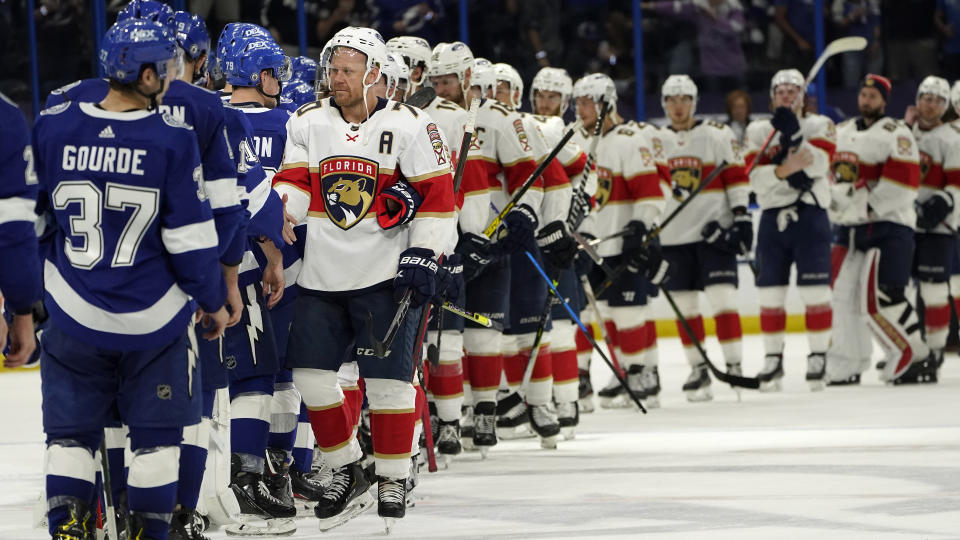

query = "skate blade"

[
  {"left": 295, "top": 500, "right": 319, "bottom": 518},
  {"left": 317, "top": 491, "right": 375, "bottom": 532},
  {"left": 384, "top": 516, "right": 397, "bottom": 535},
  {"left": 560, "top": 426, "right": 576, "bottom": 440},
  {"left": 759, "top": 379, "right": 783, "bottom": 393},
  {"left": 497, "top": 424, "right": 536, "bottom": 440},
  {"left": 685, "top": 388, "right": 713, "bottom": 403},
  {"left": 438, "top": 454, "right": 453, "bottom": 469},
  {"left": 577, "top": 397, "right": 595, "bottom": 413},
  {"left": 225, "top": 517, "right": 297, "bottom": 537},
  {"left": 539, "top": 435, "right": 558, "bottom": 449},
  {"left": 807, "top": 379, "right": 825, "bottom": 392}
]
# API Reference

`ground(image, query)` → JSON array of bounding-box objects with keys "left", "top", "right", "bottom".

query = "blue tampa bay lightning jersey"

[
  {"left": 0, "top": 93, "right": 41, "bottom": 314},
  {"left": 33, "top": 101, "right": 226, "bottom": 350},
  {"left": 45, "top": 78, "right": 245, "bottom": 262}
]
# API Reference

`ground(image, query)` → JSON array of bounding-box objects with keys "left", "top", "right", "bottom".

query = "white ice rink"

[{"left": 1, "top": 333, "right": 958, "bottom": 540}]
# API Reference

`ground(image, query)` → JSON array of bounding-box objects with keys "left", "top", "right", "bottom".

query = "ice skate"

[
  {"left": 404, "top": 455, "right": 419, "bottom": 508},
  {"left": 626, "top": 364, "right": 648, "bottom": 406},
  {"left": 577, "top": 368, "right": 595, "bottom": 413},
  {"left": 378, "top": 476, "right": 406, "bottom": 534},
  {"left": 639, "top": 366, "right": 661, "bottom": 409},
  {"left": 757, "top": 353, "right": 784, "bottom": 392},
  {"left": 460, "top": 405, "right": 476, "bottom": 452},
  {"left": 598, "top": 373, "right": 631, "bottom": 408},
  {"left": 169, "top": 507, "right": 209, "bottom": 540},
  {"left": 892, "top": 351, "right": 939, "bottom": 385},
  {"left": 496, "top": 390, "right": 534, "bottom": 439},
  {"left": 265, "top": 448, "right": 297, "bottom": 511},
  {"left": 436, "top": 419, "right": 462, "bottom": 460},
  {"left": 473, "top": 401, "right": 497, "bottom": 458},
  {"left": 682, "top": 363, "right": 713, "bottom": 402},
  {"left": 528, "top": 402, "right": 561, "bottom": 449},
  {"left": 555, "top": 400, "right": 578, "bottom": 440},
  {"left": 51, "top": 497, "right": 94, "bottom": 540},
  {"left": 827, "top": 374, "right": 861, "bottom": 386},
  {"left": 290, "top": 467, "right": 324, "bottom": 509},
  {"left": 314, "top": 461, "right": 375, "bottom": 532},
  {"left": 226, "top": 469, "right": 296, "bottom": 537},
  {"left": 806, "top": 353, "right": 826, "bottom": 391}
]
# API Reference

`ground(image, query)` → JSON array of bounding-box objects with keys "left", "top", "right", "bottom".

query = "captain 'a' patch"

[{"left": 320, "top": 155, "right": 379, "bottom": 230}]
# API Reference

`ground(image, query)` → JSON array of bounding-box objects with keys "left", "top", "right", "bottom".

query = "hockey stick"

[
  {"left": 570, "top": 229, "right": 617, "bottom": 279},
  {"left": 406, "top": 86, "right": 438, "bottom": 109},
  {"left": 567, "top": 100, "right": 611, "bottom": 230},
  {"left": 746, "top": 36, "right": 867, "bottom": 175},
  {"left": 99, "top": 439, "right": 121, "bottom": 540},
  {"left": 411, "top": 302, "right": 439, "bottom": 473},
  {"left": 580, "top": 229, "right": 631, "bottom": 249},
  {"left": 594, "top": 160, "right": 729, "bottom": 298},
  {"left": 524, "top": 251, "right": 646, "bottom": 413},
  {"left": 482, "top": 121, "right": 582, "bottom": 239},
  {"left": 579, "top": 275, "right": 625, "bottom": 377},
  {"left": 439, "top": 301, "right": 504, "bottom": 331},
  {"left": 659, "top": 287, "right": 761, "bottom": 389},
  {"left": 369, "top": 290, "right": 413, "bottom": 358}
]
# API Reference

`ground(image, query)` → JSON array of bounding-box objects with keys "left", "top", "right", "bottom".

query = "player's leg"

[
  {"left": 700, "top": 242, "right": 743, "bottom": 374},
  {"left": 663, "top": 244, "right": 713, "bottom": 401},
  {"left": 915, "top": 232, "right": 953, "bottom": 373},
  {"left": 793, "top": 205, "right": 833, "bottom": 390},
  {"left": 754, "top": 208, "right": 792, "bottom": 391},
  {"left": 426, "top": 319, "right": 465, "bottom": 457},
  {"left": 549, "top": 266, "right": 583, "bottom": 436},
  {"left": 603, "top": 258, "right": 654, "bottom": 408}
]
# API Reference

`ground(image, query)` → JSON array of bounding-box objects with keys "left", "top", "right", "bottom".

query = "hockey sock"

[
  {"left": 411, "top": 379, "right": 426, "bottom": 454},
  {"left": 500, "top": 333, "right": 521, "bottom": 391},
  {"left": 127, "top": 427, "right": 181, "bottom": 540},
  {"left": 291, "top": 403, "right": 315, "bottom": 474},
  {"left": 609, "top": 305, "right": 647, "bottom": 371},
  {"left": 177, "top": 419, "right": 209, "bottom": 511},
  {"left": 293, "top": 368, "right": 363, "bottom": 470},
  {"left": 45, "top": 435, "right": 99, "bottom": 536},
  {"left": 643, "top": 320, "right": 659, "bottom": 367},
  {"left": 799, "top": 285, "right": 832, "bottom": 353},
  {"left": 673, "top": 291, "right": 705, "bottom": 367},
  {"left": 920, "top": 280, "right": 950, "bottom": 350},
  {"left": 366, "top": 378, "right": 417, "bottom": 479},
  {"left": 574, "top": 324, "right": 592, "bottom": 371},
  {"left": 706, "top": 285, "right": 743, "bottom": 365},
  {"left": 338, "top": 361, "right": 363, "bottom": 432},
  {"left": 549, "top": 320, "right": 579, "bottom": 404},
  {"left": 464, "top": 328, "right": 503, "bottom": 404},
  {"left": 520, "top": 336, "right": 553, "bottom": 406},
  {"left": 267, "top": 370, "right": 300, "bottom": 456},
  {"left": 425, "top": 330, "right": 465, "bottom": 422},
  {"left": 758, "top": 286, "right": 788, "bottom": 355},
  {"left": 229, "top": 376, "right": 274, "bottom": 474}
]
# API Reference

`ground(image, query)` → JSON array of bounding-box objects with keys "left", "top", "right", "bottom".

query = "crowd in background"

[{"left": 3, "top": 0, "right": 960, "bottom": 122}]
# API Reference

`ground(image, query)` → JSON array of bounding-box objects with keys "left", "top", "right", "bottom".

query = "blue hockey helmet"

[
  {"left": 100, "top": 18, "right": 177, "bottom": 85},
  {"left": 214, "top": 23, "right": 272, "bottom": 78},
  {"left": 289, "top": 56, "right": 318, "bottom": 85},
  {"left": 283, "top": 81, "right": 316, "bottom": 107},
  {"left": 220, "top": 34, "right": 291, "bottom": 88},
  {"left": 172, "top": 11, "right": 209, "bottom": 62},
  {"left": 117, "top": 0, "right": 175, "bottom": 31}
]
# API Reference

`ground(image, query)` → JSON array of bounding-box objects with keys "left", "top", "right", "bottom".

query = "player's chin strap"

[
  {"left": 136, "top": 79, "right": 166, "bottom": 111},
  {"left": 257, "top": 81, "right": 282, "bottom": 102}
]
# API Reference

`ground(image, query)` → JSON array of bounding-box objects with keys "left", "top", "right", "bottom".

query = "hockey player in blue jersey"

[
  {"left": 35, "top": 18, "right": 229, "bottom": 540},
  {"left": 0, "top": 93, "right": 41, "bottom": 368}
]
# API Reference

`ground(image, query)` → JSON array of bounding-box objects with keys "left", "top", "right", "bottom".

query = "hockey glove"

[
  {"left": 701, "top": 221, "right": 741, "bottom": 255},
  {"left": 494, "top": 203, "right": 539, "bottom": 255},
  {"left": 566, "top": 187, "right": 593, "bottom": 230},
  {"left": 626, "top": 243, "right": 669, "bottom": 286},
  {"left": 376, "top": 178, "right": 423, "bottom": 230},
  {"left": 572, "top": 232, "right": 596, "bottom": 277},
  {"left": 916, "top": 192, "right": 954, "bottom": 230},
  {"left": 621, "top": 220, "right": 651, "bottom": 260},
  {"left": 433, "top": 254, "right": 464, "bottom": 304},
  {"left": 394, "top": 247, "right": 439, "bottom": 308},
  {"left": 786, "top": 170, "right": 814, "bottom": 192},
  {"left": 732, "top": 207, "right": 753, "bottom": 254},
  {"left": 537, "top": 220, "right": 579, "bottom": 270},
  {"left": 455, "top": 232, "right": 496, "bottom": 282},
  {"left": 770, "top": 107, "right": 803, "bottom": 166}
]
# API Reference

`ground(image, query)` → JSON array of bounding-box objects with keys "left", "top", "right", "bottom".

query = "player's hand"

[
  {"left": 262, "top": 260, "right": 285, "bottom": 309},
  {"left": 225, "top": 283, "right": 243, "bottom": 327},
  {"left": 775, "top": 147, "right": 813, "bottom": 179},
  {"left": 5, "top": 313, "right": 36, "bottom": 368},
  {"left": 200, "top": 306, "right": 230, "bottom": 341},
  {"left": 281, "top": 194, "right": 297, "bottom": 245}
]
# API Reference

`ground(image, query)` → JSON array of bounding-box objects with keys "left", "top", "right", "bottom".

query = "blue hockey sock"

[
  {"left": 127, "top": 427, "right": 180, "bottom": 540},
  {"left": 291, "top": 402, "right": 314, "bottom": 473}
]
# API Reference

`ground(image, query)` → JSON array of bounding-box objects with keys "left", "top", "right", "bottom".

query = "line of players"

[{"left": 2, "top": 1, "right": 957, "bottom": 537}]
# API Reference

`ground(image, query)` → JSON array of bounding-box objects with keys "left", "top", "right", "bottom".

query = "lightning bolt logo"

[{"left": 245, "top": 284, "right": 263, "bottom": 365}]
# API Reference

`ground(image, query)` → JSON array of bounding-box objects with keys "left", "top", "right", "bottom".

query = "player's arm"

[
  {"left": 497, "top": 111, "right": 543, "bottom": 213},
  {"left": 272, "top": 109, "right": 313, "bottom": 226},
  {"left": 717, "top": 124, "right": 751, "bottom": 209},
  {"left": 869, "top": 123, "right": 920, "bottom": 216},
  {"left": 401, "top": 114, "right": 458, "bottom": 256},
  {"left": 941, "top": 127, "right": 960, "bottom": 228},
  {"left": 200, "top": 106, "right": 245, "bottom": 260},
  {"left": 622, "top": 138, "right": 666, "bottom": 228}
]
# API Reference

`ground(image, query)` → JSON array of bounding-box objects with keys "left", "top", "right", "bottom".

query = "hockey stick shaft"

[
  {"left": 453, "top": 98, "right": 480, "bottom": 193},
  {"left": 566, "top": 100, "right": 611, "bottom": 230},
  {"left": 99, "top": 439, "right": 120, "bottom": 540},
  {"left": 746, "top": 36, "right": 867, "bottom": 175},
  {"left": 659, "top": 287, "right": 760, "bottom": 389},
  {"left": 524, "top": 251, "right": 646, "bottom": 412},
  {"left": 579, "top": 274, "right": 625, "bottom": 377},
  {"left": 369, "top": 290, "right": 412, "bottom": 358},
  {"left": 594, "top": 161, "right": 728, "bottom": 298},
  {"left": 483, "top": 122, "right": 580, "bottom": 238},
  {"left": 440, "top": 301, "right": 504, "bottom": 331},
  {"left": 411, "top": 303, "right": 438, "bottom": 473},
  {"left": 520, "top": 295, "right": 555, "bottom": 396}
]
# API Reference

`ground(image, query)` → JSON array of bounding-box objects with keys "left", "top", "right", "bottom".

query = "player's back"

[
  {"left": 45, "top": 78, "right": 109, "bottom": 109},
  {"left": 231, "top": 102, "right": 291, "bottom": 174},
  {"left": 35, "top": 101, "right": 221, "bottom": 349}
]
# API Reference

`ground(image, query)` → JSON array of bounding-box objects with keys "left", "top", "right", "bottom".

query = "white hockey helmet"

[
  {"left": 382, "top": 52, "right": 410, "bottom": 101},
  {"left": 572, "top": 73, "right": 618, "bottom": 117},
  {"left": 530, "top": 67, "right": 573, "bottom": 114},
  {"left": 916, "top": 75, "right": 950, "bottom": 113},
  {"left": 493, "top": 62, "right": 523, "bottom": 108},
  {"left": 322, "top": 26, "right": 387, "bottom": 84},
  {"left": 952, "top": 80, "right": 960, "bottom": 116},
  {"left": 770, "top": 68, "right": 805, "bottom": 102},
  {"left": 386, "top": 36, "right": 432, "bottom": 72},
  {"left": 472, "top": 57, "right": 496, "bottom": 96},
  {"left": 660, "top": 74, "right": 698, "bottom": 113},
  {"left": 427, "top": 41, "right": 474, "bottom": 88}
]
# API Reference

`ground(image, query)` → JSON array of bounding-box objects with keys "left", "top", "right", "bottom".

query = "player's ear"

[
  {"left": 366, "top": 65, "right": 381, "bottom": 86},
  {"left": 139, "top": 64, "right": 158, "bottom": 86}
]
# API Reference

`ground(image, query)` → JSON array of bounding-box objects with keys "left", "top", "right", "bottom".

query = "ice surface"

[{"left": 2, "top": 334, "right": 958, "bottom": 539}]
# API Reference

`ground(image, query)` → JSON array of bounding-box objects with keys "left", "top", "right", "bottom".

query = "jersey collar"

[
  {"left": 329, "top": 96, "right": 389, "bottom": 124},
  {"left": 855, "top": 115, "right": 888, "bottom": 131},
  {"left": 79, "top": 101, "right": 153, "bottom": 121}
]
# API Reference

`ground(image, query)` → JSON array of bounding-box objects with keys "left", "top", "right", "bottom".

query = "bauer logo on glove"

[{"left": 375, "top": 177, "right": 423, "bottom": 230}]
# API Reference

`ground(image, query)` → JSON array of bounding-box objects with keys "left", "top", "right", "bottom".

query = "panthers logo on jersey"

[
  {"left": 320, "top": 156, "right": 379, "bottom": 230},
  {"left": 669, "top": 156, "right": 702, "bottom": 201},
  {"left": 595, "top": 166, "right": 614, "bottom": 208},
  {"left": 831, "top": 151, "right": 859, "bottom": 184}
]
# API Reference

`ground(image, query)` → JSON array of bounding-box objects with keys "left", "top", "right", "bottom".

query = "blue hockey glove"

[
  {"left": 455, "top": 232, "right": 496, "bottom": 282},
  {"left": 917, "top": 192, "right": 953, "bottom": 230},
  {"left": 494, "top": 203, "right": 538, "bottom": 255},
  {"left": 732, "top": 207, "right": 754, "bottom": 254},
  {"left": 376, "top": 178, "right": 422, "bottom": 230},
  {"left": 394, "top": 247, "right": 439, "bottom": 308},
  {"left": 433, "top": 254, "right": 464, "bottom": 304}
]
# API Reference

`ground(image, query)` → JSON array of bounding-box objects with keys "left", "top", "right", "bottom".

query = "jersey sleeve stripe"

[
  {"left": 0, "top": 197, "right": 36, "bottom": 226},
  {"left": 204, "top": 177, "right": 241, "bottom": 210},
  {"left": 281, "top": 161, "right": 309, "bottom": 171},
  {"left": 162, "top": 219, "right": 219, "bottom": 254},
  {"left": 406, "top": 169, "right": 453, "bottom": 183}
]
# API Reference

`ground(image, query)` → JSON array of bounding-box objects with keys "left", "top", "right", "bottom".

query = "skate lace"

[
  {"left": 322, "top": 467, "right": 351, "bottom": 501},
  {"left": 438, "top": 424, "right": 459, "bottom": 442},
  {"left": 379, "top": 479, "right": 405, "bottom": 505},
  {"left": 641, "top": 369, "right": 659, "bottom": 389},
  {"left": 256, "top": 480, "right": 285, "bottom": 506},
  {"left": 474, "top": 413, "right": 495, "bottom": 435}
]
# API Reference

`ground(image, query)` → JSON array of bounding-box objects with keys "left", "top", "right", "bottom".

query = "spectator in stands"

[
  {"left": 377, "top": 0, "right": 444, "bottom": 43},
  {"left": 936, "top": 0, "right": 960, "bottom": 81},
  {"left": 773, "top": 0, "right": 817, "bottom": 69},
  {"left": 262, "top": 0, "right": 378, "bottom": 52},
  {"left": 519, "top": 0, "right": 562, "bottom": 70},
  {"left": 725, "top": 89, "right": 752, "bottom": 144},
  {"left": 882, "top": 0, "right": 937, "bottom": 82},
  {"left": 642, "top": 0, "right": 748, "bottom": 93},
  {"left": 832, "top": 0, "right": 882, "bottom": 88}
]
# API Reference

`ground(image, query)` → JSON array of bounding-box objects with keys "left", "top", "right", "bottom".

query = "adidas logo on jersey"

[{"left": 98, "top": 125, "right": 115, "bottom": 139}]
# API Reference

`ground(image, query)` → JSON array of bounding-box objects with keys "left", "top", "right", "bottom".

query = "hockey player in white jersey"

[
  {"left": 273, "top": 27, "right": 456, "bottom": 531},
  {"left": 386, "top": 35, "right": 432, "bottom": 98},
  {"left": 572, "top": 74, "right": 668, "bottom": 408},
  {"left": 427, "top": 41, "right": 543, "bottom": 455},
  {"left": 744, "top": 69, "right": 836, "bottom": 391},
  {"left": 828, "top": 74, "right": 931, "bottom": 385},
  {"left": 658, "top": 75, "right": 751, "bottom": 402},
  {"left": 907, "top": 75, "right": 960, "bottom": 380}
]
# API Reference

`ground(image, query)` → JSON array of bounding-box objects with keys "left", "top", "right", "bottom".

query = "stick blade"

[
  {"left": 825, "top": 36, "right": 868, "bottom": 55},
  {"left": 406, "top": 86, "right": 437, "bottom": 109}
]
